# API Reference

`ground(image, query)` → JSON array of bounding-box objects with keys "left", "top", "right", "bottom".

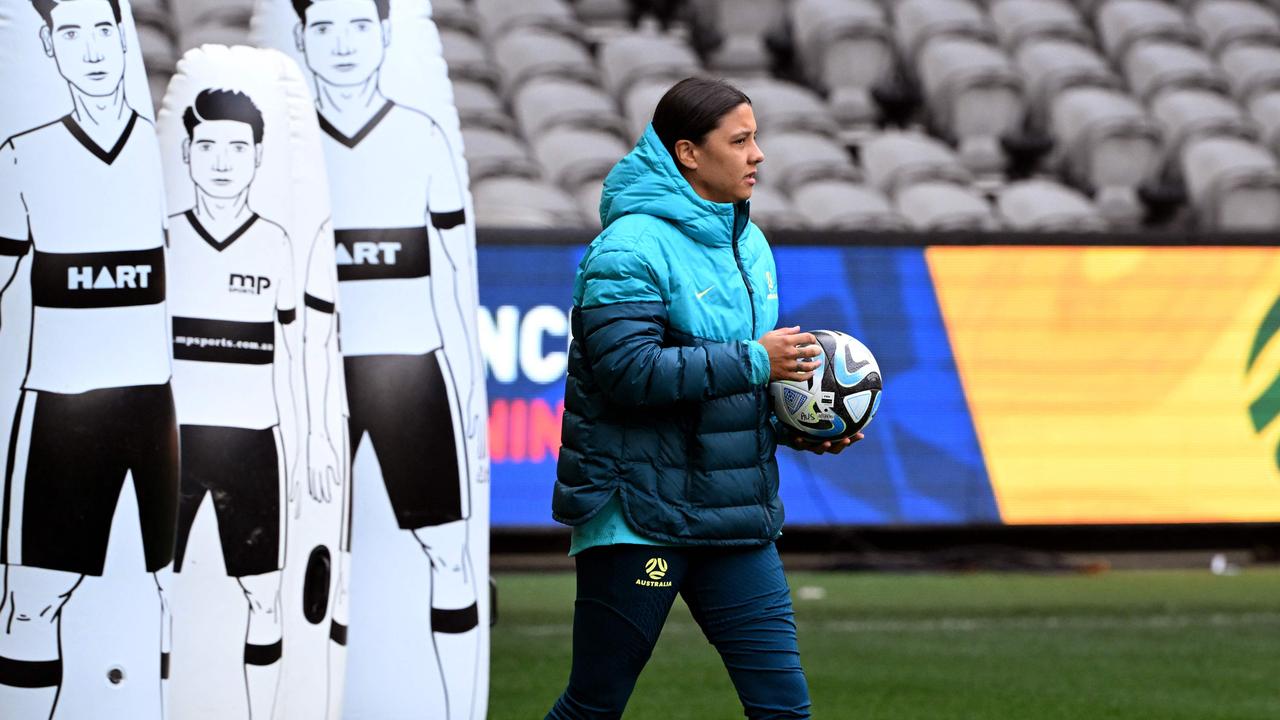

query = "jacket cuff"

[{"left": 747, "top": 340, "right": 771, "bottom": 386}]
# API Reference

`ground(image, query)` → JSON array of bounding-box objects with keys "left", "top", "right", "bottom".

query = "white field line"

[{"left": 507, "top": 612, "right": 1280, "bottom": 638}]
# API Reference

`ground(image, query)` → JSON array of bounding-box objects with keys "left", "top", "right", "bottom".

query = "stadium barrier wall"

[{"left": 476, "top": 228, "right": 1280, "bottom": 538}]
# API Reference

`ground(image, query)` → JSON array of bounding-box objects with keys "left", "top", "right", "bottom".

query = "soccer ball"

[{"left": 770, "top": 330, "right": 881, "bottom": 441}]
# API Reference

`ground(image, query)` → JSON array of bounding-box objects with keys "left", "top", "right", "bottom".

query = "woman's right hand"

[{"left": 757, "top": 326, "right": 823, "bottom": 382}]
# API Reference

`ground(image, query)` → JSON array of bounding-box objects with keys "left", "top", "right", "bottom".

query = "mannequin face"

[
  {"left": 185, "top": 120, "right": 260, "bottom": 200},
  {"left": 674, "top": 103, "right": 765, "bottom": 204},
  {"left": 42, "top": 0, "right": 126, "bottom": 97},
  {"left": 297, "top": 0, "right": 389, "bottom": 87}
]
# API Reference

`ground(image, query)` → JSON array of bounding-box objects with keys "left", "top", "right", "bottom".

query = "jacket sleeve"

[{"left": 579, "top": 248, "right": 770, "bottom": 407}]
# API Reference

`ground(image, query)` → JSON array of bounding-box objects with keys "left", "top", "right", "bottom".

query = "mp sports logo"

[
  {"left": 229, "top": 273, "right": 272, "bottom": 295},
  {"left": 1248, "top": 295, "right": 1280, "bottom": 472},
  {"left": 635, "top": 558, "right": 672, "bottom": 588}
]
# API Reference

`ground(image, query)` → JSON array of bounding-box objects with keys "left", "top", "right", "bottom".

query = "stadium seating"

[
  {"left": 735, "top": 78, "right": 841, "bottom": 137},
  {"left": 1246, "top": 90, "right": 1280, "bottom": 155},
  {"left": 744, "top": 186, "right": 809, "bottom": 229},
  {"left": 491, "top": 31, "right": 598, "bottom": 99},
  {"left": 694, "top": 0, "right": 787, "bottom": 73},
  {"left": 918, "top": 37, "right": 1025, "bottom": 173},
  {"left": 1219, "top": 44, "right": 1280, "bottom": 104},
  {"left": 124, "top": 0, "right": 1280, "bottom": 231},
  {"left": 893, "top": 0, "right": 993, "bottom": 69},
  {"left": 598, "top": 34, "right": 701, "bottom": 99},
  {"left": 1122, "top": 42, "right": 1228, "bottom": 104},
  {"left": 462, "top": 127, "right": 543, "bottom": 182},
  {"left": 440, "top": 28, "right": 501, "bottom": 87},
  {"left": 989, "top": 0, "right": 1093, "bottom": 51},
  {"left": 1151, "top": 88, "right": 1256, "bottom": 181},
  {"left": 861, "top": 131, "right": 973, "bottom": 196},
  {"left": 788, "top": 0, "right": 893, "bottom": 126},
  {"left": 1095, "top": 0, "right": 1199, "bottom": 65},
  {"left": 454, "top": 79, "right": 516, "bottom": 134},
  {"left": 513, "top": 78, "right": 626, "bottom": 139},
  {"left": 759, "top": 132, "right": 861, "bottom": 192},
  {"left": 1191, "top": 0, "right": 1280, "bottom": 57},
  {"left": 530, "top": 127, "right": 630, "bottom": 190},
  {"left": 894, "top": 181, "right": 999, "bottom": 230},
  {"left": 1182, "top": 136, "right": 1280, "bottom": 228},
  {"left": 789, "top": 180, "right": 907, "bottom": 229},
  {"left": 473, "top": 176, "right": 584, "bottom": 227},
  {"left": 1015, "top": 39, "right": 1123, "bottom": 132},
  {"left": 474, "top": 0, "right": 579, "bottom": 41},
  {"left": 996, "top": 179, "right": 1106, "bottom": 230},
  {"left": 1049, "top": 86, "right": 1162, "bottom": 224}
]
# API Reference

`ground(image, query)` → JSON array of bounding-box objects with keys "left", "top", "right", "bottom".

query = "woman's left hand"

[{"left": 779, "top": 426, "right": 864, "bottom": 455}]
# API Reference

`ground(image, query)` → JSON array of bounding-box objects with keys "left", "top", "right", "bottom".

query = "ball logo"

[{"left": 644, "top": 557, "right": 668, "bottom": 581}]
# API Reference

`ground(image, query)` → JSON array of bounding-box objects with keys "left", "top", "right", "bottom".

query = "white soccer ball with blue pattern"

[{"left": 770, "top": 330, "right": 881, "bottom": 441}]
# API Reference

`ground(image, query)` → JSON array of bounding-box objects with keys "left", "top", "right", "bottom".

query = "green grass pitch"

[{"left": 488, "top": 568, "right": 1280, "bottom": 719}]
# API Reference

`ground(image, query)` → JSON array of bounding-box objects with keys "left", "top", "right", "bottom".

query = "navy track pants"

[{"left": 545, "top": 542, "right": 811, "bottom": 719}]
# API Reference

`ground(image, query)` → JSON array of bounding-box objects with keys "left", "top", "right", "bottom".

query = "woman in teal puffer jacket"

[{"left": 545, "top": 78, "right": 860, "bottom": 720}]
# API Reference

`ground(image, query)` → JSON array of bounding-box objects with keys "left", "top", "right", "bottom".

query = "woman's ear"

[{"left": 674, "top": 139, "right": 698, "bottom": 171}]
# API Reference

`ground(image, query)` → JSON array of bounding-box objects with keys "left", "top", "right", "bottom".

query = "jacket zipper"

[
  {"left": 731, "top": 207, "right": 772, "bottom": 538},
  {"left": 730, "top": 206, "right": 756, "bottom": 336}
]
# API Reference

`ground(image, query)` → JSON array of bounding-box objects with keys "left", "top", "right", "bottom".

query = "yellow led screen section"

[{"left": 928, "top": 246, "right": 1280, "bottom": 524}]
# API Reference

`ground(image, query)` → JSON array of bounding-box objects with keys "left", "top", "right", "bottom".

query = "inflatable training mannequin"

[
  {"left": 252, "top": 1, "right": 490, "bottom": 717},
  {"left": 157, "top": 44, "right": 310, "bottom": 720},
  {"left": 0, "top": 1, "right": 176, "bottom": 718}
]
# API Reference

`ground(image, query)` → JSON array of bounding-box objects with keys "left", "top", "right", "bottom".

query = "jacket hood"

[{"left": 599, "top": 124, "right": 745, "bottom": 248}]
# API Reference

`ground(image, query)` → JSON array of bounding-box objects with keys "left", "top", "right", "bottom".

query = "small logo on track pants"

[{"left": 636, "top": 557, "right": 672, "bottom": 588}]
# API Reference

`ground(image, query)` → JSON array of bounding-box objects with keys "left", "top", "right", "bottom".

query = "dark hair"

[
  {"left": 651, "top": 77, "right": 752, "bottom": 167},
  {"left": 292, "top": 0, "right": 390, "bottom": 22},
  {"left": 32, "top": 0, "right": 123, "bottom": 27},
  {"left": 183, "top": 89, "right": 265, "bottom": 144}
]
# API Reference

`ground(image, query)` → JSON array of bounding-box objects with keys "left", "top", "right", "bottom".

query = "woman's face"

[{"left": 677, "top": 103, "right": 764, "bottom": 204}]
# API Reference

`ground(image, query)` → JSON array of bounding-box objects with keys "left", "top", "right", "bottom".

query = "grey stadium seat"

[
  {"left": 735, "top": 79, "right": 840, "bottom": 137},
  {"left": 894, "top": 0, "right": 994, "bottom": 67},
  {"left": 431, "top": 0, "right": 480, "bottom": 35},
  {"left": 599, "top": 34, "right": 702, "bottom": 100},
  {"left": 694, "top": 0, "right": 787, "bottom": 73},
  {"left": 1095, "top": 0, "right": 1199, "bottom": 64},
  {"left": 895, "top": 181, "right": 999, "bottom": 230},
  {"left": 1015, "top": 39, "right": 1122, "bottom": 131},
  {"left": 492, "top": 31, "right": 598, "bottom": 100},
  {"left": 996, "top": 179, "right": 1106, "bottom": 230},
  {"left": 1049, "top": 86, "right": 1162, "bottom": 224},
  {"left": 759, "top": 132, "right": 860, "bottom": 193},
  {"left": 1151, "top": 88, "right": 1256, "bottom": 181},
  {"left": 172, "top": 0, "right": 253, "bottom": 36},
  {"left": 453, "top": 79, "right": 515, "bottom": 134},
  {"left": 789, "top": 0, "right": 894, "bottom": 126},
  {"left": 1191, "top": 0, "right": 1280, "bottom": 57},
  {"left": 474, "top": 0, "right": 580, "bottom": 41},
  {"left": 861, "top": 131, "right": 973, "bottom": 196},
  {"left": 1182, "top": 136, "right": 1280, "bottom": 228},
  {"left": 130, "top": 0, "right": 169, "bottom": 26},
  {"left": 440, "top": 29, "right": 501, "bottom": 87},
  {"left": 530, "top": 127, "right": 629, "bottom": 190},
  {"left": 1220, "top": 44, "right": 1280, "bottom": 104},
  {"left": 461, "top": 127, "right": 542, "bottom": 182},
  {"left": 575, "top": 0, "right": 632, "bottom": 26},
  {"left": 513, "top": 78, "right": 626, "bottom": 139},
  {"left": 1122, "top": 42, "right": 1228, "bottom": 104},
  {"left": 989, "top": 0, "right": 1093, "bottom": 51},
  {"left": 574, "top": 182, "right": 606, "bottom": 230},
  {"left": 622, "top": 79, "right": 673, "bottom": 141},
  {"left": 474, "top": 177, "right": 586, "bottom": 227},
  {"left": 918, "top": 37, "right": 1025, "bottom": 174},
  {"left": 1246, "top": 90, "right": 1280, "bottom": 156},
  {"left": 790, "top": 180, "right": 907, "bottom": 229},
  {"left": 744, "top": 186, "right": 808, "bottom": 230},
  {"left": 137, "top": 18, "right": 178, "bottom": 75}
]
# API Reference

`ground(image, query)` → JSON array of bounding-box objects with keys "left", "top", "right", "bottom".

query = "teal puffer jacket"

[{"left": 552, "top": 124, "right": 783, "bottom": 544}]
